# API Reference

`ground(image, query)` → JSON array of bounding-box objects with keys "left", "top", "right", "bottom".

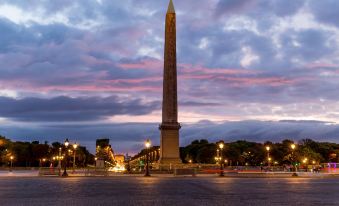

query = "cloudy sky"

[{"left": 0, "top": 0, "right": 338, "bottom": 154}]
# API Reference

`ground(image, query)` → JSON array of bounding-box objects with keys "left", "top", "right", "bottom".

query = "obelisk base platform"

[{"left": 159, "top": 123, "right": 182, "bottom": 168}]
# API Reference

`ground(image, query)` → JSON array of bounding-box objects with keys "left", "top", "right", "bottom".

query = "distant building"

[
  {"left": 129, "top": 146, "right": 160, "bottom": 168},
  {"left": 115, "top": 154, "right": 125, "bottom": 165},
  {"left": 95, "top": 138, "right": 115, "bottom": 167}
]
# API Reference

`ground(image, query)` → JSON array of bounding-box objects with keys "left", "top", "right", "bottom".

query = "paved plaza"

[{"left": 1, "top": 176, "right": 339, "bottom": 206}]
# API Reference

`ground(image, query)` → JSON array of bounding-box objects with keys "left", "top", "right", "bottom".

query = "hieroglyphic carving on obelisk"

[{"left": 159, "top": 0, "right": 181, "bottom": 165}]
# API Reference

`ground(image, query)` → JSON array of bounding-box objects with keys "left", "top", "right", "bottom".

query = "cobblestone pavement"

[{"left": 0, "top": 176, "right": 339, "bottom": 206}]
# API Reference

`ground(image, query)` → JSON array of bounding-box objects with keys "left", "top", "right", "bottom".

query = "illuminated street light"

[
  {"left": 302, "top": 158, "right": 309, "bottom": 172},
  {"left": 303, "top": 158, "right": 308, "bottom": 164},
  {"left": 94, "top": 157, "right": 98, "bottom": 171},
  {"left": 58, "top": 147, "right": 62, "bottom": 176},
  {"left": 62, "top": 138, "right": 69, "bottom": 177},
  {"left": 65, "top": 139, "right": 69, "bottom": 147},
  {"left": 144, "top": 139, "right": 151, "bottom": 177},
  {"left": 291, "top": 144, "right": 296, "bottom": 150},
  {"left": 42, "top": 158, "right": 46, "bottom": 167},
  {"left": 145, "top": 139, "right": 151, "bottom": 149},
  {"left": 290, "top": 143, "right": 298, "bottom": 176},
  {"left": 9, "top": 156, "right": 14, "bottom": 172},
  {"left": 265, "top": 145, "right": 271, "bottom": 169},
  {"left": 218, "top": 140, "right": 225, "bottom": 177},
  {"left": 73, "top": 142, "right": 78, "bottom": 173},
  {"left": 219, "top": 142, "right": 224, "bottom": 149}
]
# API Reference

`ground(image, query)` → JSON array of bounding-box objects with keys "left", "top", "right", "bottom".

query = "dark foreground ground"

[{"left": 1, "top": 176, "right": 339, "bottom": 206}]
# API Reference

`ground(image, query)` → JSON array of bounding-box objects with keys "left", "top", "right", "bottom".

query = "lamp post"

[
  {"left": 303, "top": 158, "right": 308, "bottom": 172},
  {"left": 62, "top": 138, "right": 69, "bottom": 177},
  {"left": 266, "top": 146, "right": 271, "bottom": 170},
  {"left": 9, "top": 156, "right": 13, "bottom": 172},
  {"left": 42, "top": 158, "right": 46, "bottom": 167},
  {"left": 218, "top": 141, "right": 225, "bottom": 177},
  {"left": 73, "top": 143, "right": 78, "bottom": 173},
  {"left": 290, "top": 143, "right": 298, "bottom": 176},
  {"left": 144, "top": 139, "right": 151, "bottom": 177},
  {"left": 58, "top": 147, "right": 62, "bottom": 176}
]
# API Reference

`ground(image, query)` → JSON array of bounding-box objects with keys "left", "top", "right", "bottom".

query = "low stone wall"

[{"left": 174, "top": 168, "right": 197, "bottom": 177}]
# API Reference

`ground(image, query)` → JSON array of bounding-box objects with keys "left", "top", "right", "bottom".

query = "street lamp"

[
  {"left": 94, "top": 157, "right": 98, "bottom": 171},
  {"left": 144, "top": 139, "right": 151, "bottom": 177},
  {"left": 218, "top": 141, "right": 225, "bottom": 177},
  {"left": 62, "top": 138, "right": 69, "bottom": 177},
  {"left": 303, "top": 158, "right": 308, "bottom": 172},
  {"left": 266, "top": 146, "right": 271, "bottom": 169},
  {"left": 290, "top": 143, "right": 298, "bottom": 176},
  {"left": 73, "top": 143, "right": 78, "bottom": 172},
  {"left": 58, "top": 147, "right": 62, "bottom": 176},
  {"left": 291, "top": 144, "right": 296, "bottom": 150},
  {"left": 9, "top": 156, "right": 14, "bottom": 172}
]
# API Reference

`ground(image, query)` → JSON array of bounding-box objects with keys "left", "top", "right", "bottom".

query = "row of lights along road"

[
  {"left": 5, "top": 139, "right": 78, "bottom": 176},
  {"left": 142, "top": 140, "right": 308, "bottom": 177},
  {"left": 61, "top": 138, "right": 78, "bottom": 177},
  {"left": 216, "top": 142, "right": 315, "bottom": 176}
]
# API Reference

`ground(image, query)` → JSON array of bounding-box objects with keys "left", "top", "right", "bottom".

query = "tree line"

[
  {"left": 0, "top": 135, "right": 94, "bottom": 167},
  {"left": 180, "top": 139, "right": 339, "bottom": 165}
]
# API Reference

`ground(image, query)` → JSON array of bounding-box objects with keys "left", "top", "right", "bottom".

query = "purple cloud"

[
  {"left": 0, "top": 0, "right": 338, "bottom": 152},
  {"left": 309, "top": 0, "right": 339, "bottom": 27}
]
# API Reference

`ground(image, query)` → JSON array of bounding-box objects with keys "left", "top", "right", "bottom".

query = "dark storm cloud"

[{"left": 0, "top": 96, "right": 160, "bottom": 122}]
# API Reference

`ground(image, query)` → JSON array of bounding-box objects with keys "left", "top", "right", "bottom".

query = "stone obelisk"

[{"left": 159, "top": 0, "right": 181, "bottom": 165}]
